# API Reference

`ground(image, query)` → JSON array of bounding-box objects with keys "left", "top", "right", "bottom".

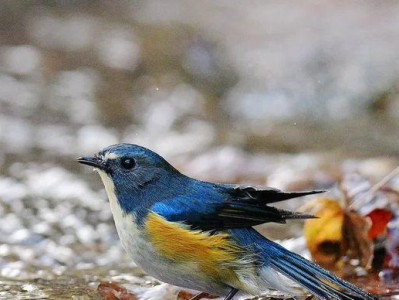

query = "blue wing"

[{"left": 151, "top": 179, "right": 320, "bottom": 230}]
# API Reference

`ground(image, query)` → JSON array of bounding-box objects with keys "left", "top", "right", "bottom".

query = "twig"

[{"left": 350, "top": 165, "right": 399, "bottom": 208}]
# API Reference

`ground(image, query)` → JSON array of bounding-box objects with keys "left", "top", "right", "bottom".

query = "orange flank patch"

[{"left": 145, "top": 212, "right": 245, "bottom": 284}]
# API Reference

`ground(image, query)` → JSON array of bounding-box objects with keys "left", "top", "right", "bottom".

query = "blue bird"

[{"left": 78, "top": 143, "right": 377, "bottom": 300}]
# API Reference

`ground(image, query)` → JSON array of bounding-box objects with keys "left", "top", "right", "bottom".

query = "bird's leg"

[{"left": 224, "top": 288, "right": 238, "bottom": 300}]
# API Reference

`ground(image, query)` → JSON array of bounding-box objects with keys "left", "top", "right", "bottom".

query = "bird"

[{"left": 77, "top": 143, "right": 377, "bottom": 300}]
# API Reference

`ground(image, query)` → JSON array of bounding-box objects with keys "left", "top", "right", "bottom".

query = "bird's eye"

[{"left": 121, "top": 157, "right": 136, "bottom": 170}]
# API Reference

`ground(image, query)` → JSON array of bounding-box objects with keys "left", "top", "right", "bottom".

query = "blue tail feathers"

[
  {"left": 265, "top": 240, "right": 378, "bottom": 300},
  {"left": 230, "top": 228, "right": 378, "bottom": 300}
]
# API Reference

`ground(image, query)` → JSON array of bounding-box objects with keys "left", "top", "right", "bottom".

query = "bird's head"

[{"left": 78, "top": 144, "right": 179, "bottom": 206}]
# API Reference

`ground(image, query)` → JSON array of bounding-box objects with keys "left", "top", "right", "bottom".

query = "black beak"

[{"left": 77, "top": 156, "right": 104, "bottom": 170}]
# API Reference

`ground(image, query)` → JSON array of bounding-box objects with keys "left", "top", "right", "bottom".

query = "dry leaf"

[
  {"left": 367, "top": 209, "right": 393, "bottom": 240},
  {"left": 97, "top": 282, "right": 138, "bottom": 300},
  {"left": 304, "top": 198, "right": 374, "bottom": 270},
  {"left": 342, "top": 211, "right": 373, "bottom": 269},
  {"left": 304, "top": 199, "right": 344, "bottom": 268}
]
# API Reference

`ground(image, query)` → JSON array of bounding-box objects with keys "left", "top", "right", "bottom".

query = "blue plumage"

[
  {"left": 231, "top": 228, "right": 374, "bottom": 300},
  {"left": 78, "top": 143, "right": 378, "bottom": 300}
]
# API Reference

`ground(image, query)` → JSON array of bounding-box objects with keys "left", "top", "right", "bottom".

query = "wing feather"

[{"left": 152, "top": 182, "right": 323, "bottom": 231}]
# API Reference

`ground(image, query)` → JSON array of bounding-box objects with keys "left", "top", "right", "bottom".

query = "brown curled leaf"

[
  {"left": 342, "top": 211, "right": 373, "bottom": 269},
  {"left": 97, "top": 282, "right": 138, "bottom": 300}
]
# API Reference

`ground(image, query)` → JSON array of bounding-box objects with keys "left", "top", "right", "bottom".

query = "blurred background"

[{"left": 0, "top": 1, "right": 399, "bottom": 298}]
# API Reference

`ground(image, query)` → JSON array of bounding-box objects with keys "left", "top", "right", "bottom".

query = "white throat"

[{"left": 96, "top": 169, "right": 124, "bottom": 219}]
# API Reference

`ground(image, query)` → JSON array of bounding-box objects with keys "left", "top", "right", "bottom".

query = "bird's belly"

[{"left": 113, "top": 212, "right": 230, "bottom": 295}]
